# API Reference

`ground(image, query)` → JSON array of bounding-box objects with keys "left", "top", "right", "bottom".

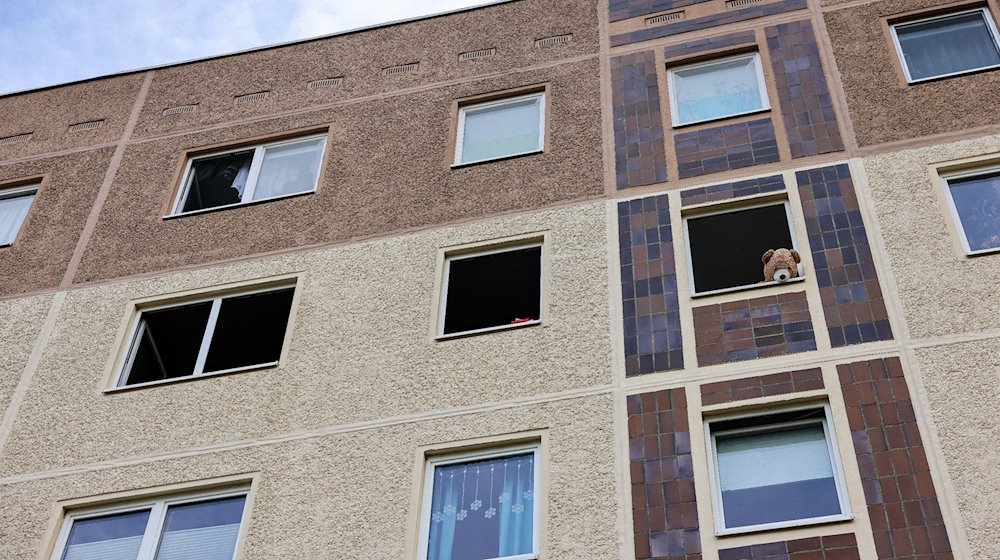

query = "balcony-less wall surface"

[{"left": 0, "top": 294, "right": 53, "bottom": 417}]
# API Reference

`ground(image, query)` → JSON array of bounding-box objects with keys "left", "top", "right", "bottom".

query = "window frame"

[
  {"left": 704, "top": 403, "right": 853, "bottom": 536},
  {"left": 0, "top": 183, "right": 39, "bottom": 247},
  {"left": 890, "top": 7, "right": 1000, "bottom": 84},
  {"left": 169, "top": 133, "right": 328, "bottom": 217},
  {"left": 453, "top": 91, "right": 546, "bottom": 167},
  {"left": 667, "top": 52, "right": 771, "bottom": 127},
  {"left": 940, "top": 164, "right": 1000, "bottom": 255},
  {"left": 50, "top": 486, "right": 251, "bottom": 560},
  {"left": 417, "top": 443, "right": 542, "bottom": 560}
]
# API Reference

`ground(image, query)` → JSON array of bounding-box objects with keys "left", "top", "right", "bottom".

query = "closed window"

[
  {"left": 0, "top": 184, "right": 37, "bottom": 246},
  {"left": 668, "top": 53, "right": 769, "bottom": 126},
  {"left": 455, "top": 92, "right": 545, "bottom": 165},
  {"left": 52, "top": 489, "right": 249, "bottom": 560},
  {"left": 891, "top": 8, "right": 1000, "bottom": 82},
  {"left": 117, "top": 285, "right": 295, "bottom": 388},
  {"left": 942, "top": 167, "right": 1000, "bottom": 254},
  {"left": 172, "top": 134, "right": 326, "bottom": 215},
  {"left": 419, "top": 446, "right": 539, "bottom": 560},
  {"left": 706, "top": 406, "right": 851, "bottom": 534}
]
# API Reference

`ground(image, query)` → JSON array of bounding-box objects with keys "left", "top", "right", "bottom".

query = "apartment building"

[{"left": 0, "top": 0, "right": 997, "bottom": 558}]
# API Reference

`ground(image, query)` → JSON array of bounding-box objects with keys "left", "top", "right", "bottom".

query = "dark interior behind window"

[
  {"left": 203, "top": 288, "right": 295, "bottom": 372},
  {"left": 126, "top": 302, "right": 213, "bottom": 385},
  {"left": 443, "top": 246, "right": 541, "bottom": 335},
  {"left": 182, "top": 150, "right": 254, "bottom": 213}
]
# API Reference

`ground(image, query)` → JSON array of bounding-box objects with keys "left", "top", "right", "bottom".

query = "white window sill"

[
  {"left": 104, "top": 361, "right": 278, "bottom": 393},
  {"left": 672, "top": 107, "right": 771, "bottom": 129},
  {"left": 715, "top": 512, "right": 853, "bottom": 536},
  {"left": 964, "top": 245, "right": 1000, "bottom": 257},
  {"left": 435, "top": 319, "right": 541, "bottom": 341},
  {"left": 451, "top": 149, "right": 543, "bottom": 168},
  {"left": 163, "top": 190, "right": 315, "bottom": 219},
  {"left": 692, "top": 275, "right": 805, "bottom": 299},
  {"left": 906, "top": 63, "right": 1000, "bottom": 84}
]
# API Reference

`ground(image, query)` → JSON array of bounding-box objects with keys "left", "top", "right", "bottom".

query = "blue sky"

[{"left": 0, "top": 0, "right": 495, "bottom": 95}]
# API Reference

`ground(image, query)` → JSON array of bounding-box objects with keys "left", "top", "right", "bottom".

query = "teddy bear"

[{"left": 761, "top": 248, "right": 801, "bottom": 283}]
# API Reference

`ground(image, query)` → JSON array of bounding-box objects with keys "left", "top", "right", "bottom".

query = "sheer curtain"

[
  {"left": 461, "top": 99, "right": 541, "bottom": 163},
  {"left": 898, "top": 12, "right": 1000, "bottom": 80},
  {"left": 252, "top": 138, "right": 325, "bottom": 201},
  {"left": 0, "top": 191, "right": 35, "bottom": 245},
  {"left": 674, "top": 57, "right": 763, "bottom": 124},
  {"left": 154, "top": 496, "right": 246, "bottom": 560},
  {"left": 61, "top": 510, "right": 150, "bottom": 560}
]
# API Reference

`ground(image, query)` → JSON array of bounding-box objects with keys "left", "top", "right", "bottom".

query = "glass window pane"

[
  {"left": 203, "top": 288, "right": 295, "bottom": 373},
  {"left": 673, "top": 56, "right": 764, "bottom": 124},
  {"left": 0, "top": 190, "right": 35, "bottom": 245},
  {"left": 427, "top": 452, "right": 534, "bottom": 560},
  {"left": 125, "top": 302, "right": 214, "bottom": 385},
  {"left": 461, "top": 97, "right": 541, "bottom": 163},
  {"left": 251, "top": 138, "right": 325, "bottom": 201},
  {"left": 182, "top": 150, "right": 254, "bottom": 213},
  {"left": 948, "top": 172, "right": 1000, "bottom": 252},
  {"left": 62, "top": 510, "right": 150, "bottom": 560},
  {"left": 716, "top": 424, "right": 841, "bottom": 528},
  {"left": 897, "top": 12, "right": 1000, "bottom": 80},
  {"left": 154, "top": 496, "right": 246, "bottom": 560}
]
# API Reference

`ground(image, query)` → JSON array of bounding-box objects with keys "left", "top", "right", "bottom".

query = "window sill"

[
  {"left": 671, "top": 107, "right": 771, "bottom": 129},
  {"left": 964, "top": 245, "right": 1000, "bottom": 257},
  {"left": 104, "top": 361, "right": 278, "bottom": 393},
  {"left": 692, "top": 275, "right": 805, "bottom": 299},
  {"left": 451, "top": 149, "right": 543, "bottom": 169},
  {"left": 163, "top": 189, "right": 315, "bottom": 219},
  {"left": 906, "top": 63, "right": 1000, "bottom": 85},
  {"left": 435, "top": 319, "right": 541, "bottom": 341},
  {"left": 715, "top": 512, "right": 853, "bottom": 537}
]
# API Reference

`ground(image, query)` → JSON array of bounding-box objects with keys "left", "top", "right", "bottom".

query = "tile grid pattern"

[
  {"left": 796, "top": 164, "right": 892, "bottom": 347},
  {"left": 610, "top": 0, "right": 711, "bottom": 22},
  {"left": 619, "top": 195, "right": 685, "bottom": 375},
  {"left": 662, "top": 31, "right": 757, "bottom": 60},
  {"left": 838, "top": 358, "right": 954, "bottom": 559},
  {"left": 692, "top": 292, "right": 816, "bottom": 366},
  {"left": 611, "top": 0, "right": 807, "bottom": 46},
  {"left": 718, "top": 534, "right": 861, "bottom": 560},
  {"left": 679, "top": 174, "right": 784, "bottom": 206},
  {"left": 700, "top": 367, "right": 823, "bottom": 405},
  {"left": 627, "top": 388, "right": 701, "bottom": 560},
  {"left": 612, "top": 51, "right": 669, "bottom": 190},
  {"left": 675, "top": 119, "right": 780, "bottom": 179}
]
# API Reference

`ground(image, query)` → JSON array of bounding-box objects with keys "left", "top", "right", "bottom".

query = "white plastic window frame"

[
  {"left": 0, "top": 183, "right": 38, "bottom": 247},
  {"left": 682, "top": 199, "right": 802, "bottom": 297},
  {"left": 940, "top": 164, "right": 1000, "bottom": 256},
  {"left": 114, "top": 283, "right": 296, "bottom": 389},
  {"left": 417, "top": 443, "right": 541, "bottom": 560},
  {"left": 667, "top": 52, "right": 771, "bottom": 127},
  {"left": 50, "top": 486, "right": 250, "bottom": 560},
  {"left": 453, "top": 92, "right": 546, "bottom": 166},
  {"left": 704, "top": 403, "right": 853, "bottom": 536},
  {"left": 890, "top": 7, "right": 1000, "bottom": 84},
  {"left": 169, "top": 133, "right": 327, "bottom": 216},
  {"left": 436, "top": 241, "right": 545, "bottom": 339}
]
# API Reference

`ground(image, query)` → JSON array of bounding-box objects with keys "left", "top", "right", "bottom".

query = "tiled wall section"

[
  {"left": 679, "top": 174, "right": 784, "bottom": 207},
  {"left": 796, "top": 165, "right": 892, "bottom": 347},
  {"left": 700, "top": 367, "right": 823, "bottom": 405},
  {"left": 610, "top": 0, "right": 806, "bottom": 46},
  {"left": 627, "top": 388, "right": 701, "bottom": 560},
  {"left": 765, "top": 21, "right": 844, "bottom": 158},
  {"left": 718, "top": 534, "right": 861, "bottom": 560},
  {"left": 838, "top": 358, "right": 954, "bottom": 559},
  {"left": 610, "top": 0, "right": 711, "bottom": 22},
  {"left": 675, "top": 119, "right": 779, "bottom": 179},
  {"left": 693, "top": 292, "right": 816, "bottom": 366},
  {"left": 662, "top": 31, "right": 756, "bottom": 60},
  {"left": 619, "top": 195, "right": 684, "bottom": 375},
  {"left": 612, "top": 51, "right": 669, "bottom": 190}
]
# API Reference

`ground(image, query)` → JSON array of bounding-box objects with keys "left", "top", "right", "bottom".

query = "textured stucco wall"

[
  {"left": 0, "top": 294, "right": 53, "bottom": 416},
  {"left": 861, "top": 134, "right": 1000, "bottom": 339},
  {"left": 0, "top": 394, "right": 618, "bottom": 560},
  {"left": 0, "top": 202, "right": 610, "bottom": 475}
]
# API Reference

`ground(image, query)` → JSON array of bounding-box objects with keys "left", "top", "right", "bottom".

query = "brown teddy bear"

[{"left": 761, "top": 248, "right": 801, "bottom": 283}]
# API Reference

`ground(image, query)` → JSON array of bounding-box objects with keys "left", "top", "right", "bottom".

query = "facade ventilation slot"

[
  {"left": 726, "top": 0, "right": 763, "bottom": 8},
  {"left": 235, "top": 91, "right": 269, "bottom": 105},
  {"left": 69, "top": 120, "right": 104, "bottom": 132},
  {"left": 162, "top": 104, "right": 198, "bottom": 116},
  {"left": 535, "top": 34, "right": 573, "bottom": 48},
  {"left": 646, "top": 11, "right": 685, "bottom": 25},
  {"left": 308, "top": 77, "right": 344, "bottom": 89},
  {"left": 459, "top": 48, "right": 496, "bottom": 61},
  {"left": 0, "top": 132, "right": 32, "bottom": 146},
  {"left": 382, "top": 63, "right": 420, "bottom": 76}
]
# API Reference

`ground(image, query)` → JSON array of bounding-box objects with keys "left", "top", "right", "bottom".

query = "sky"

[{"left": 0, "top": 0, "right": 497, "bottom": 95}]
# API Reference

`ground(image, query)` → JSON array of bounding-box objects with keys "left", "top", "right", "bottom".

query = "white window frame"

[
  {"left": 453, "top": 92, "right": 546, "bottom": 166},
  {"left": 169, "top": 133, "right": 327, "bottom": 216},
  {"left": 704, "top": 403, "right": 852, "bottom": 535},
  {"left": 940, "top": 164, "right": 1000, "bottom": 256},
  {"left": 890, "top": 7, "right": 1000, "bottom": 84},
  {"left": 0, "top": 183, "right": 39, "bottom": 247},
  {"left": 417, "top": 444, "right": 541, "bottom": 560},
  {"left": 50, "top": 486, "right": 250, "bottom": 560},
  {"left": 667, "top": 52, "right": 771, "bottom": 127},
  {"left": 682, "top": 200, "right": 803, "bottom": 297},
  {"left": 436, "top": 241, "right": 544, "bottom": 339},
  {"left": 114, "top": 283, "right": 295, "bottom": 389}
]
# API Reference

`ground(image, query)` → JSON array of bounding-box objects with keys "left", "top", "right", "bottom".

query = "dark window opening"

[
  {"left": 442, "top": 246, "right": 541, "bottom": 335},
  {"left": 182, "top": 150, "right": 254, "bottom": 213},
  {"left": 687, "top": 204, "right": 794, "bottom": 293},
  {"left": 125, "top": 302, "right": 213, "bottom": 385},
  {"left": 203, "top": 288, "right": 295, "bottom": 372}
]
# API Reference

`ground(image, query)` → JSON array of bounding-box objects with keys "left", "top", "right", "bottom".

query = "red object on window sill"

[{"left": 510, "top": 317, "right": 535, "bottom": 324}]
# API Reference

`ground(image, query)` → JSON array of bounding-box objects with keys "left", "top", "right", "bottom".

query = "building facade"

[{"left": 0, "top": 0, "right": 997, "bottom": 558}]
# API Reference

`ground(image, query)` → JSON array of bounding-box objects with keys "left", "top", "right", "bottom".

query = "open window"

[
  {"left": 667, "top": 53, "right": 770, "bottom": 126},
  {"left": 117, "top": 284, "right": 295, "bottom": 388},
  {"left": 891, "top": 8, "right": 1000, "bottom": 83},
  {"left": 941, "top": 166, "right": 1000, "bottom": 254},
  {"left": 454, "top": 92, "right": 545, "bottom": 166},
  {"left": 172, "top": 134, "right": 326, "bottom": 215},
  {"left": 438, "top": 243, "right": 542, "bottom": 338},
  {"left": 0, "top": 183, "right": 37, "bottom": 246}
]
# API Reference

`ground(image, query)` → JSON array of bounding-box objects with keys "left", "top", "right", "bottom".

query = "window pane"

[
  {"left": 673, "top": 56, "right": 764, "bottom": 124},
  {"left": 154, "top": 496, "right": 246, "bottom": 560},
  {"left": 124, "top": 302, "right": 213, "bottom": 385},
  {"left": 897, "top": 12, "right": 1000, "bottom": 80},
  {"left": 948, "top": 172, "right": 1000, "bottom": 251},
  {"left": 62, "top": 510, "right": 150, "bottom": 560},
  {"left": 443, "top": 246, "right": 542, "bottom": 335},
  {"left": 182, "top": 150, "right": 254, "bottom": 213},
  {"left": 717, "top": 424, "right": 841, "bottom": 528},
  {"left": 203, "top": 288, "right": 295, "bottom": 373},
  {"left": 461, "top": 97, "right": 541, "bottom": 163},
  {"left": 251, "top": 138, "right": 325, "bottom": 201},
  {"left": 0, "top": 190, "right": 35, "bottom": 245},
  {"left": 427, "top": 453, "right": 534, "bottom": 560}
]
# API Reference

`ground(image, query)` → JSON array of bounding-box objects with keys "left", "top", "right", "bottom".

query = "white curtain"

[
  {"left": 154, "top": 524, "right": 241, "bottom": 560},
  {"left": 716, "top": 425, "right": 833, "bottom": 491},
  {"left": 674, "top": 57, "right": 762, "bottom": 124},
  {"left": 461, "top": 99, "right": 541, "bottom": 163},
  {"left": 0, "top": 191, "right": 34, "bottom": 245},
  {"left": 62, "top": 535, "right": 144, "bottom": 560},
  {"left": 252, "top": 138, "right": 325, "bottom": 200}
]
